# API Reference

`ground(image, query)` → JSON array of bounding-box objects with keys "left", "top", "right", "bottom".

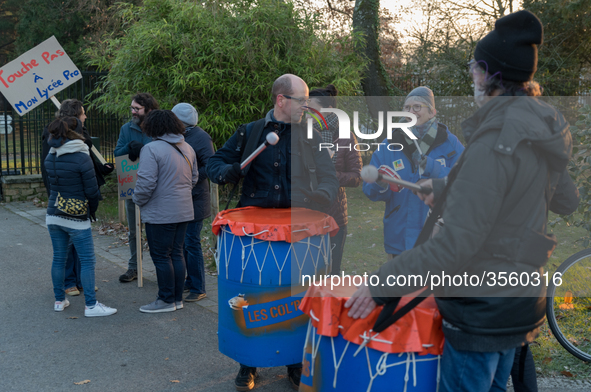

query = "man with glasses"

[
  {"left": 363, "top": 86, "right": 464, "bottom": 260},
  {"left": 207, "top": 74, "right": 338, "bottom": 391},
  {"left": 114, "top": 93, "right": 160, "bottom": 283}
]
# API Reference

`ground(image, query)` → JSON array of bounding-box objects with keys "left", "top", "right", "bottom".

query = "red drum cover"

[
  {"left": 212, "top": 207, "right": 339, "bottom": 243},
  {"left": 299, "top": 285, "right": 444, "bottom": 356}
]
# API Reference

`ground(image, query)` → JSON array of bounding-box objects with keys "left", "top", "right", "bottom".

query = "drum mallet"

[
  {"left": 361, "top": 165, "right": 432, "bottom": 194},
  {"left": 240, "top": 132, "right": 280, "bottom": 170}
]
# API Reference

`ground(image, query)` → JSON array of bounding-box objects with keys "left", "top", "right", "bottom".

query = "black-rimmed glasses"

[{"left": 283, "top": 95, "right": 310, "bottom": 105}]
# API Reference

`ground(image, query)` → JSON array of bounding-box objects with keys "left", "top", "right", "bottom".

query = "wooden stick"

[
  {"left": 136, "top": 203, "right": 143, "bottom": 287},
  {"left": 118, "top": 199, "right": 126, "bottom": 225}
]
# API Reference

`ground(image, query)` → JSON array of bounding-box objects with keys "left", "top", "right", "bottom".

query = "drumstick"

[
  {"left": 240, "top": 132, "right": 280, "bottom": 170},
  {"left": 361, "top": 165, "right": 432, "bottom": 195}
]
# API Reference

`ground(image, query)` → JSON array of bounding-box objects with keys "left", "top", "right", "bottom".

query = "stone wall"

[{"left": 1, "top": 174, "right": 47, "bottom": 202}]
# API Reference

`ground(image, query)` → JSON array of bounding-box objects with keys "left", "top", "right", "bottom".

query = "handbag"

[{"left": 55, "top": 192, "right": 88, "bottom": 218}]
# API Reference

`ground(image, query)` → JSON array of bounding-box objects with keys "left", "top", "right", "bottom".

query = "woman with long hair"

[{"left": 45, "top": 117, "right": 116, "bottom": 317}]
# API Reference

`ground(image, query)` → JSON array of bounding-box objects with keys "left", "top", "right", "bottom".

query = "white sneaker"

[
  {"left": 176, "top": 301, "right": 183, "bottom": 310},
  {"left": 54, "top": 299, "right": 70, "bottom": 312},
  {"left": 85, "top": 302, "right": 117, "bottom": 317}
]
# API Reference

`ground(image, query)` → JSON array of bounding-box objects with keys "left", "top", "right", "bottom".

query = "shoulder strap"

[
  {"left": 299, "top": 133, "right": 318, "bottom": 191},
  {"left": 372, "top": 148, "right": 468, "bottom": 333},
  {"left": 158, "top": 139, "right": 191, "bottom": 168}
]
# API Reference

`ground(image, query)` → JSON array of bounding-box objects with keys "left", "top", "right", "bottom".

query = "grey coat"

[{"left": 133, "top": 133, "right": 198, "bottom": 224}]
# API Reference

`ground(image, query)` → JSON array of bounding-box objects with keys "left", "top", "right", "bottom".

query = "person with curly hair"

[{"left": 132, "top": 110, "right": 198, "bottom": 313}]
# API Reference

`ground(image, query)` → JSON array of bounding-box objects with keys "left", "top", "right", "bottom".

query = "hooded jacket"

[
  {"left": 369, "top": 96, "right": 579, "bottom": 346},
  {"left": 45, "top": 138, "right": 100, "bottom": 224},
  {"left": 132, "top": 133, "right": 198, "bottom": 224},
  {"left": 363, "top": 123, "right": 464, "bottom": 255},
  {"left": 41, "top": 119, "right": 110, "bottom": 195}
]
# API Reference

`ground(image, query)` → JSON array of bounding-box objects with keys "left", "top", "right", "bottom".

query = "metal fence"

[{"left": 0, "top": 71, "right": 125, "bottom": 177}]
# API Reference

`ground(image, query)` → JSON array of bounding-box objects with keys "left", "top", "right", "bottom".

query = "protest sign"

[
  {"left": 0, "top": 36, "right": 82, "bottom": 116},
  {"left": 115, "top": 155, "right": 139, "bottom": 200}
]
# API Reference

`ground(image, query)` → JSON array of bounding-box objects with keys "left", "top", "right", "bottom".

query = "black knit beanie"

[{"left": 474, "top": 10, "right": 543, "bottom": 82}]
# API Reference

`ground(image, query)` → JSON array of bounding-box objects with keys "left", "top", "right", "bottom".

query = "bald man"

[
  {"left": 207, "top": 74, "right": 338, "bottom": 390},
  {"left": 207, "top": 74, "right": 338, "bottom": 212}
]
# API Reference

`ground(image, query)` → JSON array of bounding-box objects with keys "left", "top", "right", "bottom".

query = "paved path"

[
  {"left": 0, "top": 201, "right": 295, "bottom": 392},
  {"left": 1, "top": 201, "right": 589, "bottom": 391}
]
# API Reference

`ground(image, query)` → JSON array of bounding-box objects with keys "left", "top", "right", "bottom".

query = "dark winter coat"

[
  {"left": 42, "top": 121, "right": 111, "bottom": 196},
  {"left": 206, "top": 110, "right": 339, "bottom": 212},
  {"left": 370, "top": 96, "right": 579, "bottom": 341},
  {"left": 114, "top": 121, "right": 153, "bottom": 157},
  {"left": 325, "top": 131, "right": 363, "bottom": 227},
  {"left": 45, "top": 138, "right": 100, "bottom": 220},
  {"left": 184, "top": 126, "right": 215, "bottom": 221}
]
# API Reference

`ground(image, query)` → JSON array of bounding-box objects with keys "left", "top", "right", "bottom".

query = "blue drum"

[
  {"left": 298, "top": 289, "right": 444, "bottom": 392},
  {"left": 212, "top": 207, "right": 338, "bottom": 367}
]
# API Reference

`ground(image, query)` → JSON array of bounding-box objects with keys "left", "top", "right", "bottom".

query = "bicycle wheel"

[{"left": 546, "top": 248, "right": 591, "bottom": 362}]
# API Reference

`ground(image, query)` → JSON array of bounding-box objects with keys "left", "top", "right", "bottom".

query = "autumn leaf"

[
  {"left": 170, "top": 380, "right": 180, "bottom": 383},
  {"left": 542, "top": 357, "right": 552, "bottom": 365},
  {"left": 74, "top": 380, "right": 91, "bottom": 385},
  {"left": 67, "top": 316, "right": 78, "bottom": 319},
  {"left": 561, "top": 371, "right": 574, "bottom": 377}
]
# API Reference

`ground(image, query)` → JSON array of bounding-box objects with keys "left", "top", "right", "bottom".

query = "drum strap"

[
  {"left": 372, "top": 290, "right": 432, "bottom": 333},
  {"left": 299, "top": 133, "right": 318, "bottom": 191},
  {"left": 372, "top": 149, "right": 464, "bottom": 333}
]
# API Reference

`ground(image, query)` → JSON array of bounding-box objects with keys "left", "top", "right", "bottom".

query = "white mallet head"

[
  {"left": 361, "top": 165, "right": 379, "bottom": 183},
  {"left": 266, "top": 132, "right": 279, "bottom": 146}
]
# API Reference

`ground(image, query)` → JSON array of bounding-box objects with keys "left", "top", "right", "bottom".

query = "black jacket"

[
  {"left": 184, "top": 126, "right": 215, "bottom": 221},
  {"left": 206, "top": 110, "right": 338, "bottom": 212},
  {"left": 370, "top": 96, "right": 579, "bottom": 339}
]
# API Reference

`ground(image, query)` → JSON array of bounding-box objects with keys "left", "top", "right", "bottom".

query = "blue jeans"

[
  {"left": 48, "top": 224, "right": 97, "bottom": 306},
  {"left": 145, "top": 222, "right": 188, "bottom": 303},
  {"left": 184, "top": 220, "right": 206, "bottom": 294},
  {"left": 64, "top": 246, "right": 82, "bottom": 289},
  {"left": 440, "top": 340, "right": 516, "bottom": 392}
]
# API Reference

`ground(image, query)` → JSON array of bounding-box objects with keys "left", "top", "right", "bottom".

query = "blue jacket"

[
  {"left": 114, "top": 121, "right": 153, "bottom": 157},
  {"left": 45, "top": 138, "right": 100, "bottom": 220},
  {"left": 363, "top": 123, "right": 464, "bottom": 255},
  {"left": 207, "top": 110, "right": 338, "bottom": 211},
  {"left": 184, "top": 126, "right": 215, "bottom": 221}
]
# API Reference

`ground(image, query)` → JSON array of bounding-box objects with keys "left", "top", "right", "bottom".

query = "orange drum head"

[{"left": 212, "top": 206, "right": 339, "bottom": 243}]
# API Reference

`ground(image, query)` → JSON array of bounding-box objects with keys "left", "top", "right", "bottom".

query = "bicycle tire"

[{"left": 546, "top": 248, "right": 591, "bottom": 362}]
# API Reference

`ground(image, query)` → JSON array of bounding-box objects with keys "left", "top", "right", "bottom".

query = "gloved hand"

[
  {"left": 128, "top": 140, "right": 144, "bottom": 161},
  {"left": 377, "top": 165, "right": 402, "bottom": 192},
  {"left": 223, "top": 162, "right": 243, "bottom": 184},
  {"left": 90, "top": 211, "right": 97, "bottom": 222},
  {"left": 302, "top": 188, "right": 332, "bottom": 206},
  {"left": 100, "top": 163, "right": 115, "bottom": 175}
]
